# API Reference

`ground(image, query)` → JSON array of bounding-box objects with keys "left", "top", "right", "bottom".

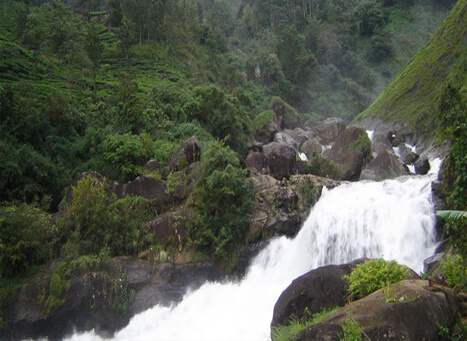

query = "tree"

[{"left": 85, "top": 21, "right": 103, "bottom": 94}]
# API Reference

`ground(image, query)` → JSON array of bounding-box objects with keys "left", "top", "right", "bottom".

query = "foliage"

[
  {"left": 341, "top": 316, "right": 363, "bottom": 341},
  {"left": 0, "top": 204, "right": 52, "bottom": 278},
  {"left": 271, "top": 307, "right": 339, "bottom": 341},
  {"left": 437, "top": 211, "right": 467, "bottom": 257},
  {"left": 442, "top": 255, "right": 467, "bottom": 292},
  {"left": 189, "top": 140, "right": 254, "bottom": 263},
  {"left": 344, "top": 259, "right": 409, "bottom": 301},
  {"left": 303, "top": 155, "right": 344, "bottom": 180}
]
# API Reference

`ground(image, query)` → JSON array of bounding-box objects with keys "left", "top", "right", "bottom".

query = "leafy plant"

[
  {"left": 343, "top": 259, "right": 409, "bottom": 300},
  {"left": 437, "top": 211, "right": 467, "bottom": 258},
  {"left": 442, "top": 255, "right": 467, "bottom": 292}
]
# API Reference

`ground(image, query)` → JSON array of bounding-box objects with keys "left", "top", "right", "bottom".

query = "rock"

[
  {"left": 395, "top": 143, "right": 412, "bottom": 161},
  {"left": 297, "top": 323, "right": 343, "bottom": 341},
  {"left": 246, "top": 151, "right": 268, "bottom": 174},
  {"left": 66, "top": 171, "right": 107, "bottom": 204},
  {"left": 147, "top": 210, "right": 192, "bottom": 248},
  {"left": 169, "top": 136, "right": 201, "bottom": 171},
  {"left": 360, "top": 150, "right": 409, "bottom": 181},
  {"left": 327, "top": 127, "right": 372, "bottom": 181},
  {"left": 255, "top": 120, "right": 279, "bottom": 144},
  {"left": 415, "top": 157, "right": 430, "bottom": 175},
  {"left": 284, "top": 128, "right": 314, "bottom": 146},
  {"left": 314, "top": 118, "right": 346, "bottom": 144},
  {"left": 274, "top": 132, "right": 299, "bottom": 151},
  {"left": 403, "top": 151, "right": 419, "bottom": 165},
  {"left": 269, "top": 97, "right": 301, "bottom": 129},
  {"left": 371, "top": 132, "right": 393, "bottom": 155},
  {"left": 300, "top": 139, "right": 322, "bottom": 158},
  {"left": 265, "top": 214, "right": 301, "bottom": 237},
  {"left": 268, "top": 144, "right": 297, "bottom": 180},
  {"left": 263, "top": 142, "right": 282, "bottom": 159},
  {"left": 271, "top": 260, "right": 364, "bottom": 327},
  {"left": 143, "top": 159, "right": 162, "bottom": 173},
  {"left": 300, "top": 280, "right": 459, "bottom": 341}
]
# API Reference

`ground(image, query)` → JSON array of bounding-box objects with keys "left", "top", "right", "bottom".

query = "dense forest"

[{"left": 0, "top": 0, "right": 465, "bottom": 336}]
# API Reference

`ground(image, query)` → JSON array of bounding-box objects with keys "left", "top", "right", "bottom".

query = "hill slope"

[{"left": 355, "top": 0, "right": 467, "bottom": 136}]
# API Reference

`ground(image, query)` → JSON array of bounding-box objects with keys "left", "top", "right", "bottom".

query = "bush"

[
  {"left": 0, "top": 204, "right": 52, "bottom": 278},
  {"left": 303, "top": 155, "right": 344, "bottom": 180},
  {"left": 438, "top": 211, "right": 467, "bottom": 258},
  {"left": 344, "top": 259, "right": 409, "bottom": 300},
  {"left": 189, "top": 141, "right": 254, "bottom": 264},
  {"left": 442, "top": 255, "right": 467, "bottom": 292}
]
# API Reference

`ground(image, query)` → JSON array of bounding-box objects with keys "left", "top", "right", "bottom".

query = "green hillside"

[{"left": 355, "top": 0, "right": 467, "bottom": 136}]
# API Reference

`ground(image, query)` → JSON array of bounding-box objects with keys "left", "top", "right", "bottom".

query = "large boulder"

[
  {"left": 271, "top": 260, "right": 364, "bottom": 327},
  {"left": 360, "top": 150, "right": 409, "bottom": 181},
  {"left": 314, "top": 118, "right": 346, "bottom": 144},
  {"left": 262, "top": 142, "right": 282, "bottom": 159},
  {"left": 300, "top": 138, "right": 322, "bottom": 158},
  {"left": 246, "top": 151, "right": 268, "bottom": 174},
  {"left": 255, "top": 119, "right": 280, "bottom": 144},
  {"left": 147, "top": 209, "right": 192, "bottom": 248},
  {"left": 415, "top": 157, "right": 430, "bottom": 175},
  {"left": 326, "top": 127, "right": 372, "bottom": 181},
  {"left": 274, "top": 132, "right": 299, "bottom": 151},
  {"left": 284, "top": 128, "right": 314, "bottom": 146},
  {"left": 268, "top": 144, "right": 297, "bottom": 180},
  {"left": 299, "top": 280, "right": 460, "bottom": 341},
  {"left": 169, "top": 136, "right": 201, "bottom": 171}
]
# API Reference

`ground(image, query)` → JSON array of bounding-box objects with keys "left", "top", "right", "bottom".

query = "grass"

[
  {"left": 271, "top": 307, "right": 339, "bottom": 341},
  {"left": 355, "top": 0, "right": 467, "bottom": 136}
]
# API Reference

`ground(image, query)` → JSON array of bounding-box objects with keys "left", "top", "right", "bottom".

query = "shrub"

[
  {"left": 442, "top": 255, "right": 467, "bottom": 292},
  {"left": 437, "top": 211, "right": 467, "bottom": 258},
  {"left": 303, "top": 155, "right": 344, "bottom": 180},
  {"left": 189, "top": 141, "right": 255, "bottom": 264},
  {"left": 344, "top": 259, "right": 409, "bottom": 300},
  {"left": 0, "top": 204, "right": 52, "bottom": 278}
]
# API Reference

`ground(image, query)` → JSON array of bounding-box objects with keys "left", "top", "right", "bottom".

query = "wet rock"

[
  {"left": 271, "top": 260, "right": 364, "bottom": 327},
  {"left": 268, "top": 144, "right": 297, "bottom": 180},
  {"left": 169, "top": 136, "right": 201, "bottom": 171},
  {"left": 403, "top": 151, "right": 419, "bottom": 165},
  {"left": 360, "top": 150, "right": 409, "bottom": 181},
  {"left": 314, "top": 118, "right": 346, "bottom": 144},
  {"left": 415, "top": 157, "right": 430, "bottom": 175},
  {"left": 327, "top": 127, "right": 372, "bottom": 181}
]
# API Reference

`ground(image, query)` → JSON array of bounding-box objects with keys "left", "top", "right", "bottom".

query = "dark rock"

[
  {"left": 300, "top": 139, "right": 322, "bottom": 158},
  {"left": 371, "top": 132, "right": 393, "bottom": 155},
  {"left": 314, "top": 118, "right": 346, "bottom": 144},
  {"left": 147, "top": 210, "right": 192, "bottom": 248},
  {"left": 327, "top": 127, "right": 372, "bottom": 181},
  {"left": 143, "top": 159, "right": 162, "bottom": 173},
  {"left": 271, "top": 261, "right": 364, "bottom": 327},
  {"left": 169, "top": 136, "right": 201, "bottom": 171},
  {"left": 246, "top": 151, "right": 268, "bottom": 174},
  {"left": 395, "top": 143, "right": 412, "bottom": 161},
  {"left": 403, "top": 151, "right": 419, "bottom": 165},
  {"left": 114, "top": 176, "right": 170, "bottom": 211},
  {"left": 415, "top": 158, "right": 430, "bottom": 175},
  {"left": 263, "top": 142, "right": 282, "bottom": 159},
  {"left": 303, "top": 280, "right": 460, "bottom": 341},
  {"left": 360, "top": 150, "right": 409, "bottom": 181},
  {"left": 265, "top": 214, "right": 301, "bottom": 237},
  {"left": 274, "top": 132, "right": 299, "bottom": 151},
  {"left": 268, "top": 144, "right": 297, "bottom": 180},
  {"left": 297, "top": 323, "right": 343, "bottom": 341}
]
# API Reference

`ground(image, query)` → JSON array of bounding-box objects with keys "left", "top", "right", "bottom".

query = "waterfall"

[{"left": 67, "top": 162, "right": 441, "bottom": 341}]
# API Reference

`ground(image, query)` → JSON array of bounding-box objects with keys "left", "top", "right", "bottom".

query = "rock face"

[
  {"left": 249, "top": 174, "right": 340, "bottom": 240},
  {"left": 268, "top": 144, "right": 297, "bottom": 180},
  {"left": 143, "top": 159, "right": 162, "bottom": 173},
  {"left": 3, "top": 258, "right": 224, "bottom": 341},
  {"left": 314, "top": 118, "right": 346, "bottom": 144},
  {"left": 360, "top": 150, "right": 409, "bottom": 181},
  {"left": 274, "top": 132, "right": 299, "bottom": 151},
  {"left": 169, "top": 136, "right": 201, "bottom": 171},
  {"left": 298, "top": 280, "right": 459, "bottom": 341},
  {"left": 326, "top": 127, "right": 372, "bottom": 181},
  {"left": 246, "top": 151, "right": 268, "bottom": 174},
  {"left": 271, "top": 261, "right": 364, "bottom": 327}
]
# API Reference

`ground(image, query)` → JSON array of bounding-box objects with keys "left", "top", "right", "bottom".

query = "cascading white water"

[{"left": 67, "top": 161, "right": 441, "bottom": 341}]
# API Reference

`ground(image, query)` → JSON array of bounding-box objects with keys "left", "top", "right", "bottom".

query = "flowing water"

[{"left": 67, "top": 160, "right": 442, "bottom": 341}]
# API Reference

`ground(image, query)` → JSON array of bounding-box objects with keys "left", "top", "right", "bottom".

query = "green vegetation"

[
  {"left": 341, "top": 315, "right": 363, "bottom": 341},
  {"left": 442, "top": 255, "right": 467, "bottom": 291},
  {"left": 303, "top": 155, "right": 345, "bottom": 180},
  {"left": 344, "top": 259, "right": 409, "bottom": 301},
  {"left": 271, "top": 307, "right": 339, "bottom": 341}
]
